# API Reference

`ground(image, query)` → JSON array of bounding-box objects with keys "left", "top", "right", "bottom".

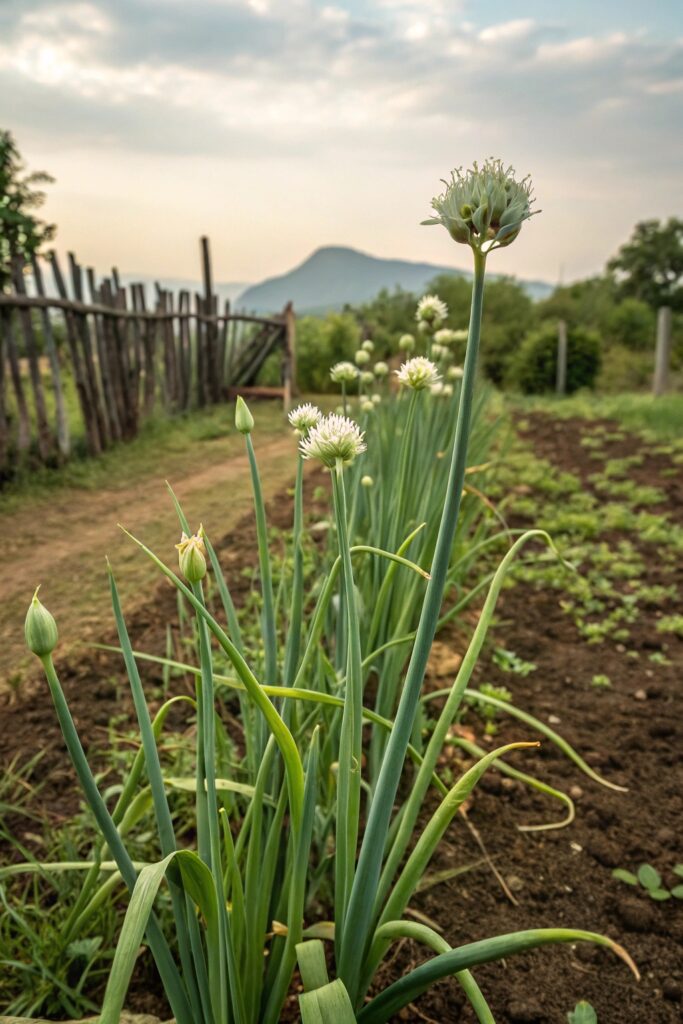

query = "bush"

[
  {"left": 594, "top": 344, "right": 652, "bottom": 392},
  {"left": 509, "top": 323, "right": 601, "bottom": 394},
  {"left": 295, "top": 312, "right": 360, "bottom": 392}
]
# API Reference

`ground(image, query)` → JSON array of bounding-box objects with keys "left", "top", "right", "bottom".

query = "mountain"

[
  {"left": 118, "top": 274, "right": 248, "bottom": 309},
  {"left": 237, "top": 245, "right": 552, "bottom": 313}
]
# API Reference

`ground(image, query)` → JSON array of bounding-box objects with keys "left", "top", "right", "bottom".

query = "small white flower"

[
  {"left": 360, "top": 370, "right": 374, "bottom": 386},
  {"left": 360, "top": 398, "right": 374, "bottom": 413},
  {"left": 434, "top": 328, "right": 458, "bottom": 346},
  {"left": 371, "top": 393, "right": 381, "bottom": 405},
  {"left": 362, "top": 339, "right": 374, "bottom": 353},
  {"left": 416, "top": 294, "right": 448, "bottom": 328},
  {"left": 430, "top": 380, "right": 445, "bottom": 396},
  {"left": 398, "top": 334, "right": 415, "bottom": 352},
  {"left": 355, "top": 349, "right": 371, "bottom": 366},
  {"left": 373, "top": 361, "right": 389, "bottom": 377},
  {"left": 447, "top": 365, "right": 464, "bottom": 380},
  {"left": 330, "top": 361, "right": 359, "bottom": 384},
  {"left": 443, "top": 383, "right": 454, "bottom": 397},
  {"left": 361, "top": 475, "right": 374, "bottom": 487},
  {"left": 396, "top": 356, "right": 441, "bottom": 392},
  {"left": 288, "top": 402, "right": 322, "bottom": 435},
  {"left": 299, "top": 413, "right": 367, "bottom": 468},
  {"left": 431, "top": 343, "right": 447, "bottom": 360}
]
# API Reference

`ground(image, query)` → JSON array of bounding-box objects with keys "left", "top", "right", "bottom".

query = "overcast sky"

[{"left": 2, "top": 0, "right": 682, "bottom": 286}]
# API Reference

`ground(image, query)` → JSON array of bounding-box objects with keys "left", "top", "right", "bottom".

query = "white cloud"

[{"left": 478, "top": 18, "right": 535, "bottom": 44}]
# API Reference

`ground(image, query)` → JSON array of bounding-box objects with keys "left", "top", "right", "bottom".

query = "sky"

[{"left": 1, "top": 0, "right": 682, "bottom": 287}]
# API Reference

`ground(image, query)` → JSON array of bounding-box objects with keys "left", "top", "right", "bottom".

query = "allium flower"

[
  {"left": 355, "top": 349, "right": 371, "bottom": 366},
  {"left": 416, "top": 295, "right": 448, "bottom": 328},
  {"left": 443, "top": 383, "right": 454, "bottom": 397},
  {"left": 360, "top": 370, "right": 374, "bottom": 386},
  {"left": 447, "top": 365, "right": 464, "bottom": 380},
  {"left": 430, "top": 381, "right": 445, "bottom": 396},
  {"left": 398, "top": 334, "right": 415, "bottom": 352},
  {"left": 330, "top": 361, "right": 359, "bottom": 384},
  {"left": 361, "top": 475, "right": 374, "bottom": 487},
  {"left": 373, "top": 361, "right": 389, "bottom": 378},
  {"left": 288, "top": 402, "right": 322, "bottom": 435},
  {"left": 431, "top": 343, "right": 447, "bottom": 360},
  {"left": 423, "top": 158, "right": 536, "bottom": 252},
  {"left": 361, "top": 398, "right": 374, "bottom": 413},
  {"left": 362, "top": 339, "right": 374, "bottom": 353},
  {"left": 25, "top": 588, "right": 58, "bottom": 658},
  {"left": 396, "top": 356, "right": 440, "bottom": 391},
  {"left": 434, "top": 328, "right": 458, "bottom": 346},
  {"left": 299, "top": 413, "right": 366, "bottom": 468},
  {"left": 371, "top": 393, "right": 381, "bottom": 405}
]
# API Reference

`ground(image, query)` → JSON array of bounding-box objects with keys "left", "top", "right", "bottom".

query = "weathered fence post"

[
  {"left": 653, "top": 306, "right": 672, "bottom": 397},
  {"left": 32, "top": 255, "right": 70, "bottom": 457},
  {"left": 11, "top": 258, "right": 54, "bottom": 460},
  {"left": 556, "top": 319, "right": 568, "bottom": 396}
]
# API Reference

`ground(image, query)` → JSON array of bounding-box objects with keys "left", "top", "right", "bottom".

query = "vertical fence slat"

[
  {"left": 0, "top": 311, "right": 9, "bottom": 472},
  {"left": 11, "top": 257, "right": 54, "bottom": 460},
  {"left": 68, "top": 252, "right": 108, "bottom": 450},
  {"left": 32, "top": 256, "right": 70, "bottom": 458},
  {"left": 50, "top": 251, "right": 101, "bottom": 455},
  {"left": 87, "top": 269, "right": 122, "bottom": 444}
]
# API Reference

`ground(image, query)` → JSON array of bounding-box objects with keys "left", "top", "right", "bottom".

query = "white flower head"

[
  {"left": 330, "top": 361, "right": 359, "bottom": 384},
  {"left": 443, "top": 383, "right": 454, "bottom": 397},
  {"left": 398, "top": 333, "right": 415, "bottom": 352},
  {"left": 430, "top": 380, "right": 445, "bottom": 396},
  {"left": 360, "top": 370, "right": 374, "bottom": 386},
  {"left": 361, "top": 398, "right": 374, "bottom": 413},
  {"left": 396, "top": 356, "right": 440, "bottom": 392},
  {"left": 434, "top": 328, "right": 458, "bottom": 346},
  {"left": 288, "top": 403, "right": 322, "bottom": 435},
  {"left": 431, "top": 343, "right": 447, "bottom": 360},
  {"left": 362, "top": 339, "right": 374, "bottom": 353},
  {"left": 447, "top": 365, "right": 464, "bottom": 380},
  {"left": 355, "top": 349, "right": 371, "bottom": 366},
  {"left": 299, "top": 413, "right": 367, "bottom": 468},
  {"left": 371, "top": 393, "right": 381, "bottom": 405},
  {"left": 373, "top": 361, "right": 389, "bottom": 378},
  {"left": 416, "top": 294, "right": 448, "bottom": 328}
]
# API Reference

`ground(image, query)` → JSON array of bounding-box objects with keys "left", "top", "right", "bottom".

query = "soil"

[{"left": 1, "top": 412, "right": 681, "bottom": 1023}]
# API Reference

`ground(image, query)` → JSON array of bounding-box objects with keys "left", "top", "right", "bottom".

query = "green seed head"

[
  {"left": 176, "top": 528, "right": 207, "bottom": 583},
  {"left": 423, "top": 158, "right": 537, "bottom": 253},
  {"left": 235, "top": 396, "right": 254, "bottom": 434},
  {"left": 25, "top": 588, "right": 58, "bottom": 658}
]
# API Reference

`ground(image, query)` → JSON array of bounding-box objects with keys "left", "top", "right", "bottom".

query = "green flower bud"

[
  {"left": 423, "top": 159, "right": 537, "bottom": 253},
  {"left": 25, "top": 588, "right": 58, "bottom": 658},
  {"left": 235, "top": 396, "right": 254, "bottom": 434},
  {"left": 361, "top": 475, "right": 374, "bottom": 487},
  {"left": 355, "top": 349, "right": 371, "bottom": 366},
  {"left": 361, "top": 340, "right": 374, "bottom": 353},
  {"left": 176, "top": 529, "right": 207, "bottom": 583}
]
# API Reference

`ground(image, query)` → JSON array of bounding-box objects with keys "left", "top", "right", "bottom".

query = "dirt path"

[{"left": 0, "top": 433, "right": 296, "bottom": 687}]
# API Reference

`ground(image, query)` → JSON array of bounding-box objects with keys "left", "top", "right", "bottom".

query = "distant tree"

[
  {"left": 607, "top": 218, "right": 683, "bottom": 312},
  {"left": 0, "top": 130, "right": 55, "bottom": 290}
]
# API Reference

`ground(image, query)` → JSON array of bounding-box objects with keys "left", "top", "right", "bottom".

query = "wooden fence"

[{"left": 0, "top": 237, "right": 296, "bottom": 473}]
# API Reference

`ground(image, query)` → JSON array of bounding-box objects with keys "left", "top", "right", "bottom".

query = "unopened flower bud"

[
  {"left": 355, "top": 349, "right": 370, "bottom": 366},
  {"left": 235, "top": 396, "right": 254, "bottom": 434},
  {"left": 361, "top": 475, "right": 374, "bottom": 487},
  {"left": 176, "top": 529, "right": 207, "bottom": 583},
  {"left": 398, "top": 334, "right": 415, "bottom": 352},
  {"left": 361, "top": 399, "right": 374, "bottom": 413},
  {"left": 360, "top": 370, "right": 374, "bottom": 386},
  {"left": 362, "top": 339, "right": 374, "bottom": 353},
  {"left": 371, "top": 393, "right": 381, "bottom": 405},
  {"left": 25, "top": 588, "right": 58, "bottom": 658},
  {"left": 373, "top": 361, "right": 389, "bottom": 378}
]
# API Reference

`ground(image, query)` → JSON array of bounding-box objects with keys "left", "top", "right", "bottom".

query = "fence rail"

[{"left": 0, "top": 237, "right": 296, "bottom": 475}]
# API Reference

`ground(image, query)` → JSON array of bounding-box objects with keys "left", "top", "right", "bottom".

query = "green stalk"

[
  {"left": 339, "top": 248, "right": 488, "bottom": 999},
  {"left": 283, "top": 454, "right": 305, "bottom": 695},
  {"left": 38, "top": 654, "right": 193, "bottom": 1024},
  {"left": 332, "top": 460, "right": 364, "bottom": 945}
]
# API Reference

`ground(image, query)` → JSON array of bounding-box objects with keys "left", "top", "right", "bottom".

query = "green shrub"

[
  {"left": 296, "top": 312, "right": 360, "bottom": 392},
  {"left": 509, "top": 323, "right": 601, "bottom": 394}
]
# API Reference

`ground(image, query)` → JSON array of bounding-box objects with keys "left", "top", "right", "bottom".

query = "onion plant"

[{"left": 22, "top": 160, "right": 637, "bottom": 1022}]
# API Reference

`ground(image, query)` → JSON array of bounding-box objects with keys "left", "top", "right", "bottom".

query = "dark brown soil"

[{"left": 1, "top": 413, "right": 682, "bottom": 1023}]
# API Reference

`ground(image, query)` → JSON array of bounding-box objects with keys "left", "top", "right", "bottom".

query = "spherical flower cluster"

[
  {"left": 396, "top": 356, "right": 440, "bottom": 391},
  {"left": 423, "top": 158, "right": 536, "bottom": 252},
  {"left": 447, "top": 365, "right": 464, "bottom": 380},
  {"left": 371, "top": 393, "right": 381, "bottom": 405},
  {"left": 299, "top": 413, "right": 367, "bottom": 468},
  {"left": 355, "top": 349, "right": 370, "bottom": 366},
  {"left": 434, "top": 328, "right": 459, "bottom": 346},
  {"left": 330, "top": 361, "right": 359, "bottom": 384},
  {"left": 360, "top": 370, "right": 374, "bottom": 386},
  {"left": 398, "top": 334, "right": 415, "bottom": 352},
  {"left": 361, "top": 475, "right": 374, "bottom": 487},
  {"left": 373, "top": 361, "right": 389, "bottom": 378},
  {"left": 430, "top": 380, "right": 444, "bottom": 396},
  {"left": 362, "top": 339, "right": 374, "bottom": 353},
  {"left": 360, "top": 398, "right": 374, "bottom": 413},
  {"left": 416, "top": 295, "right": 448, "bottom": 328},
  {"left": 431, "top": 343, "right": 449, "bottom": 361},
  {"left": 288, "top": 402, "right": 322, "bottom": 435}
]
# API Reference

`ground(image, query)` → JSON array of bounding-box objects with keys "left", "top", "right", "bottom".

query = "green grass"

[
  {"left": 506, "top": 391, "right": 683, "bottom": 441},
  {"left": 0, "top": 401, "right": 286, "bottom": 516}
]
